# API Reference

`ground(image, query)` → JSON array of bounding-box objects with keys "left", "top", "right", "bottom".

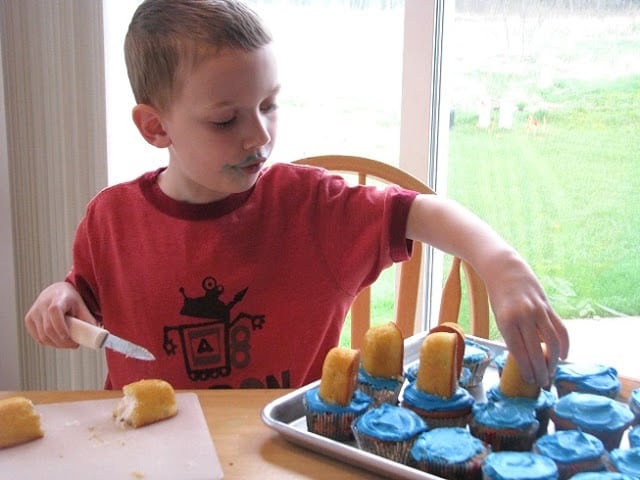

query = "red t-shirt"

[{"left": 67, "top": 162, "right": 417, "bottom": 389}]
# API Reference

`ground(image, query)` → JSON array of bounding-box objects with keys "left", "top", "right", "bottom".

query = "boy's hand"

[
  {"left": 406, "top": 194, "right": 570, "bottom": 389},
  {"left": 24, "top": 281, "right": 97, "bottom": 349},
  {"left": 486, "top": 254, "right": 570, "bottom": 388}
]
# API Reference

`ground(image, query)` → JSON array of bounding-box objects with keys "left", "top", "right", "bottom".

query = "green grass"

[
  {"left": 448, "top": 75, "right": 640, "bottom": 320},
  {"left": 339, "top": 75, "right": 640, "bottom": 345}
]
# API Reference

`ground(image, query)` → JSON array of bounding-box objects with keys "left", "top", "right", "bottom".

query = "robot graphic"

[{"left": 163, "top": 276, "right": 265, "bottom": 381}]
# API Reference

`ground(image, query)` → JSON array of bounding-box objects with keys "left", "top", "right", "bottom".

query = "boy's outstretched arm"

[
  {"left": 406, "top": 193, "right": 570, "bottom": 387},
  {"left": 24, "top": 281, "right": 98, "bottom": 349}
]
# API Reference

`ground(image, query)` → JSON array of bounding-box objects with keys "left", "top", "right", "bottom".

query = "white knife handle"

[{"left": 67, "top": 316, "right": 108, "bottom": 349}]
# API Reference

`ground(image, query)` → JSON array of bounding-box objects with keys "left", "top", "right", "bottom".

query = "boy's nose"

[{"left": 243, "top": 114, "right": 272, "bottom": 150}]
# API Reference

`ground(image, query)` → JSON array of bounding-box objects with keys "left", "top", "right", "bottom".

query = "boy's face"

[{"left": 155, "top": 45, "right": 279, "bottom": 203}]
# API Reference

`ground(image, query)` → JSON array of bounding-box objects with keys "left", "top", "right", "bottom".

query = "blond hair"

[{"left": 125, "top": 0, "right": 272, "bottom": 111}]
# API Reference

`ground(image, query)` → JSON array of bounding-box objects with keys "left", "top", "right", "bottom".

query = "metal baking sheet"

[{"left": 261, "top": 332, "right": 507, "bottom": 480}]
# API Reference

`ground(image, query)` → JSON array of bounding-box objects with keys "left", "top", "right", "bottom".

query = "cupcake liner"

[
  {"left": 304, "top": 410, "right": 360, "bottom": 441},
  {"left": 351, "top": 423, "right": 415, "bottom": 464},
  {"left": 357, "top": 379, "right": 403, "bottom": 407},
  {"left": 464, "top": 355, "right": 492, "bottom": 388},
  {"left": 401, "top": 402, "right": 472, "bottom": 429},
  {"left": 554, "top": 456, "right": 608, "bottom": 480},
  {"left": 411, "top": 453, "right": 487, "bottom": 480},
  {"left": 469, "top": 423, "right": 538, "bottom": 452}
]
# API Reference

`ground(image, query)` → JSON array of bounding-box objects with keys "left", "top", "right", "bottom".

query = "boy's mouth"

[{"left": 234, "top": 155, "right": 266, "bottom": 174}]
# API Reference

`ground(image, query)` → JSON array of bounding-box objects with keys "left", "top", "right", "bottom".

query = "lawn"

[
  {"left": 448, "top": 75, "right": 640, "bottom": 320},
  {"left": 340, "top": 74, "right": 640, "bottom": 346}
]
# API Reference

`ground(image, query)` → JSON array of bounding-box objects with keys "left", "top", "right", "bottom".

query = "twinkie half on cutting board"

[{"left": 0, "top": 393, "right": 224, "bottom": 480}]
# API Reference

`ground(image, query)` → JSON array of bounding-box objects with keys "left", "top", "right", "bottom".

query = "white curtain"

[{"left": 0, "top": 0, "right": 108, "bottom": 389}]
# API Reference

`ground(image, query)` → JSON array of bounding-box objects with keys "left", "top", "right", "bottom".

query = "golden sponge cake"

[
  {"left": 430, "top": 322, "right": 465, "bottom": 379},
  {"left": 499, "top": 350, "right": 542, "bottom": 399},
  {"left": 416, "top": 331, "right": 461, "bottom": 399},
  {"left": 113, "top": 379, "right": 178, "bottom": 428},
  {"left": 0, "top": 396, "right": 44, "bottom": 448},
  {"left": 318, "top": 347, "right": 360, "bottom": 406},
  {"left": 361, "top": 321, "right": 403, "bottom": 378}
]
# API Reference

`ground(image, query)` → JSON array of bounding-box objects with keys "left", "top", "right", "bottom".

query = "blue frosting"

[
  {"left": 357, "top": 366, "right": 403, "bottom": 390},
  {"left": 410, "top": 427, "right": 486, "bottom": 464},
  {"left": 459, "top": 366, "right": 472, "bottom": 387},
  {"left": 533, "top": 430, "right": 604, "bottom": 463},
  {"left": 304, "top": 387, "right": 371, "bottom": 414},
  {"left": 402, "top": 382, "right": 475, "bottom": 412},
  {"left": 487, "top": 384, "right": 556, "bottom": 411},
  {"left": 494, "top": 351, "right": 508, "bottom": 373},
  {"left": 552, "top": 392, "right": 634, "bottom": 432},
  {"left": 464, "top": 339, "right": 492, "bottom": 363},
  {"left": 403, "top": 362, "right": 472, "bottom": 388},
  {"left": 571, "top": 473, "right": 635, "bottom": 480},
  {"left": 609, "top": 447, "right": 640, "bottom": 477},
  {"left": 628, "top": 425, "right": 640, "bottom": 448},
  {"left": 554, "top": 363, "right": 620, "bottom": 397},
  {"left": 404, "top": 362, "right": 419, "bottom": 383},
  {"left": 629, "top": 388, "right": 640, "bottom": 414},
  {"left": 482, "top": 452, "right": 558, "bottom": 480},
  {"left": 352, "top": 403, "right": 426, "bottom": 441},
  {"left": 472, "top": 401, "right": 539, "bottom": 430}
]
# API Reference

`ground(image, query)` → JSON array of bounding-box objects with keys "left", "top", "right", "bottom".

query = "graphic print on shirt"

[{"left": 162, "top": 276, "right": 265, "bottom": 382}]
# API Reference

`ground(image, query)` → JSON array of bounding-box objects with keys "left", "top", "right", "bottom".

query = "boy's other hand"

[{"left": 24, "top": 281, "right": 97, "bottom": 349}]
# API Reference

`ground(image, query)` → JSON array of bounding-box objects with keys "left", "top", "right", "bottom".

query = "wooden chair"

[{"left": 292, "top": 155, "right": 490, "bottom": 348}]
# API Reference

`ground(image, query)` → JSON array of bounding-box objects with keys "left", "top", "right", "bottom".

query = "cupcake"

[
  {"left": 463, "top": 338, "right": 493, "bottom": 388},
  {"left": 607, "top": 447, "right": 640, "bottom": 477},
  {"left": 628, "top": 425, "right": 640, "bottom": 448},
  {"left": 351, "top": 403, "right": 427, "bottom": 463},
  {"left": 628, "top": 388, "right": 640, "bottom": 425},
  {"left": 532, "top": 430, "right": 608, "bottom": 480},
  {"left": 401, "top": 382, "right": 475, "bottom": 428},
  {"left": 550, "top": 392, "right": 634, "bottom": 451},
  {"left": 401, "top": 325, "right": 475, "bottom": 428},
  {"left": 303, "top": 347, "right": 372, "bottom": 440},
  {"left": 486, "top": 384, "right": 556, "bottom": 438},
  {"left": 482, "top": 452, "right": 559, "bottom": 480},
  {"left": 409, "top": 427, "right": 490, "bottom": 480},
  {"left": 488, "top": 347, "right": 556, "bottom": 438},
  {"left": 570, "top": 474, "right": 635, "bottom": 480},
  {"left": 469, "top": 401, "right": 539, "bottom": 452},
  {"left": 303, "top": 388, "right": 372, "bottom": 441},
  {"left": 357, "top": 322, "right": 405, "bottom": 406},
  {"left": 553, "top": 363, "right": 620, "bottom": 399}
]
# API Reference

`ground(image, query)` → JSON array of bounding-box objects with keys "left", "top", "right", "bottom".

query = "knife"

[{"left": 67, "top": 316, "right": 156, "bottom": 361}]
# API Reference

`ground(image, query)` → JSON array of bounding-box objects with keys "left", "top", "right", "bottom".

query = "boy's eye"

[
  {"left": 211, "top": 118, "right": 235, "bottom": 128},
  {"left": 261, "top": 102, "right": 278, "bottom": 114}
]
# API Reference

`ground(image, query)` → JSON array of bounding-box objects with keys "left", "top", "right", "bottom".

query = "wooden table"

[{"left": 0, "top": 389, "right": 385, "bottom": 479}]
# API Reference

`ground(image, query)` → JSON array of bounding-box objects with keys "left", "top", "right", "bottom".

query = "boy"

[{"left": 24, "top": 0, "right": 568, "bottom": 390}]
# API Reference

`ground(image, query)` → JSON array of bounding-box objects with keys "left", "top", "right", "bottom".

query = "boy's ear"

[{"left": 132, "top": 104, "right": 171, "bottom": 148}]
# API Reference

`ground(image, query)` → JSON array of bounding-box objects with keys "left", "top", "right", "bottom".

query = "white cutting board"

[{"left": 0, "top": 393, "right": 224, "bottom": 480}]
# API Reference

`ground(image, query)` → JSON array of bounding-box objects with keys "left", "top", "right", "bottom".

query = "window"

[
  {"left": 104, "top": 0, "right": 405, "bottom": 183},
  {"left": 436, "top": 1, "right": 640, "bottom": 376}
]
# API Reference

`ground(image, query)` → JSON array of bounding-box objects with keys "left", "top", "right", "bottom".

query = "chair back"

[{"left": 293, "top": 155, "right": 490, "bottom": 348}]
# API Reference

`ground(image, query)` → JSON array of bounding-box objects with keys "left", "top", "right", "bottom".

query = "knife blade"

[{"left": 67, "top": 316, "right": 156, "bottom": 361}]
